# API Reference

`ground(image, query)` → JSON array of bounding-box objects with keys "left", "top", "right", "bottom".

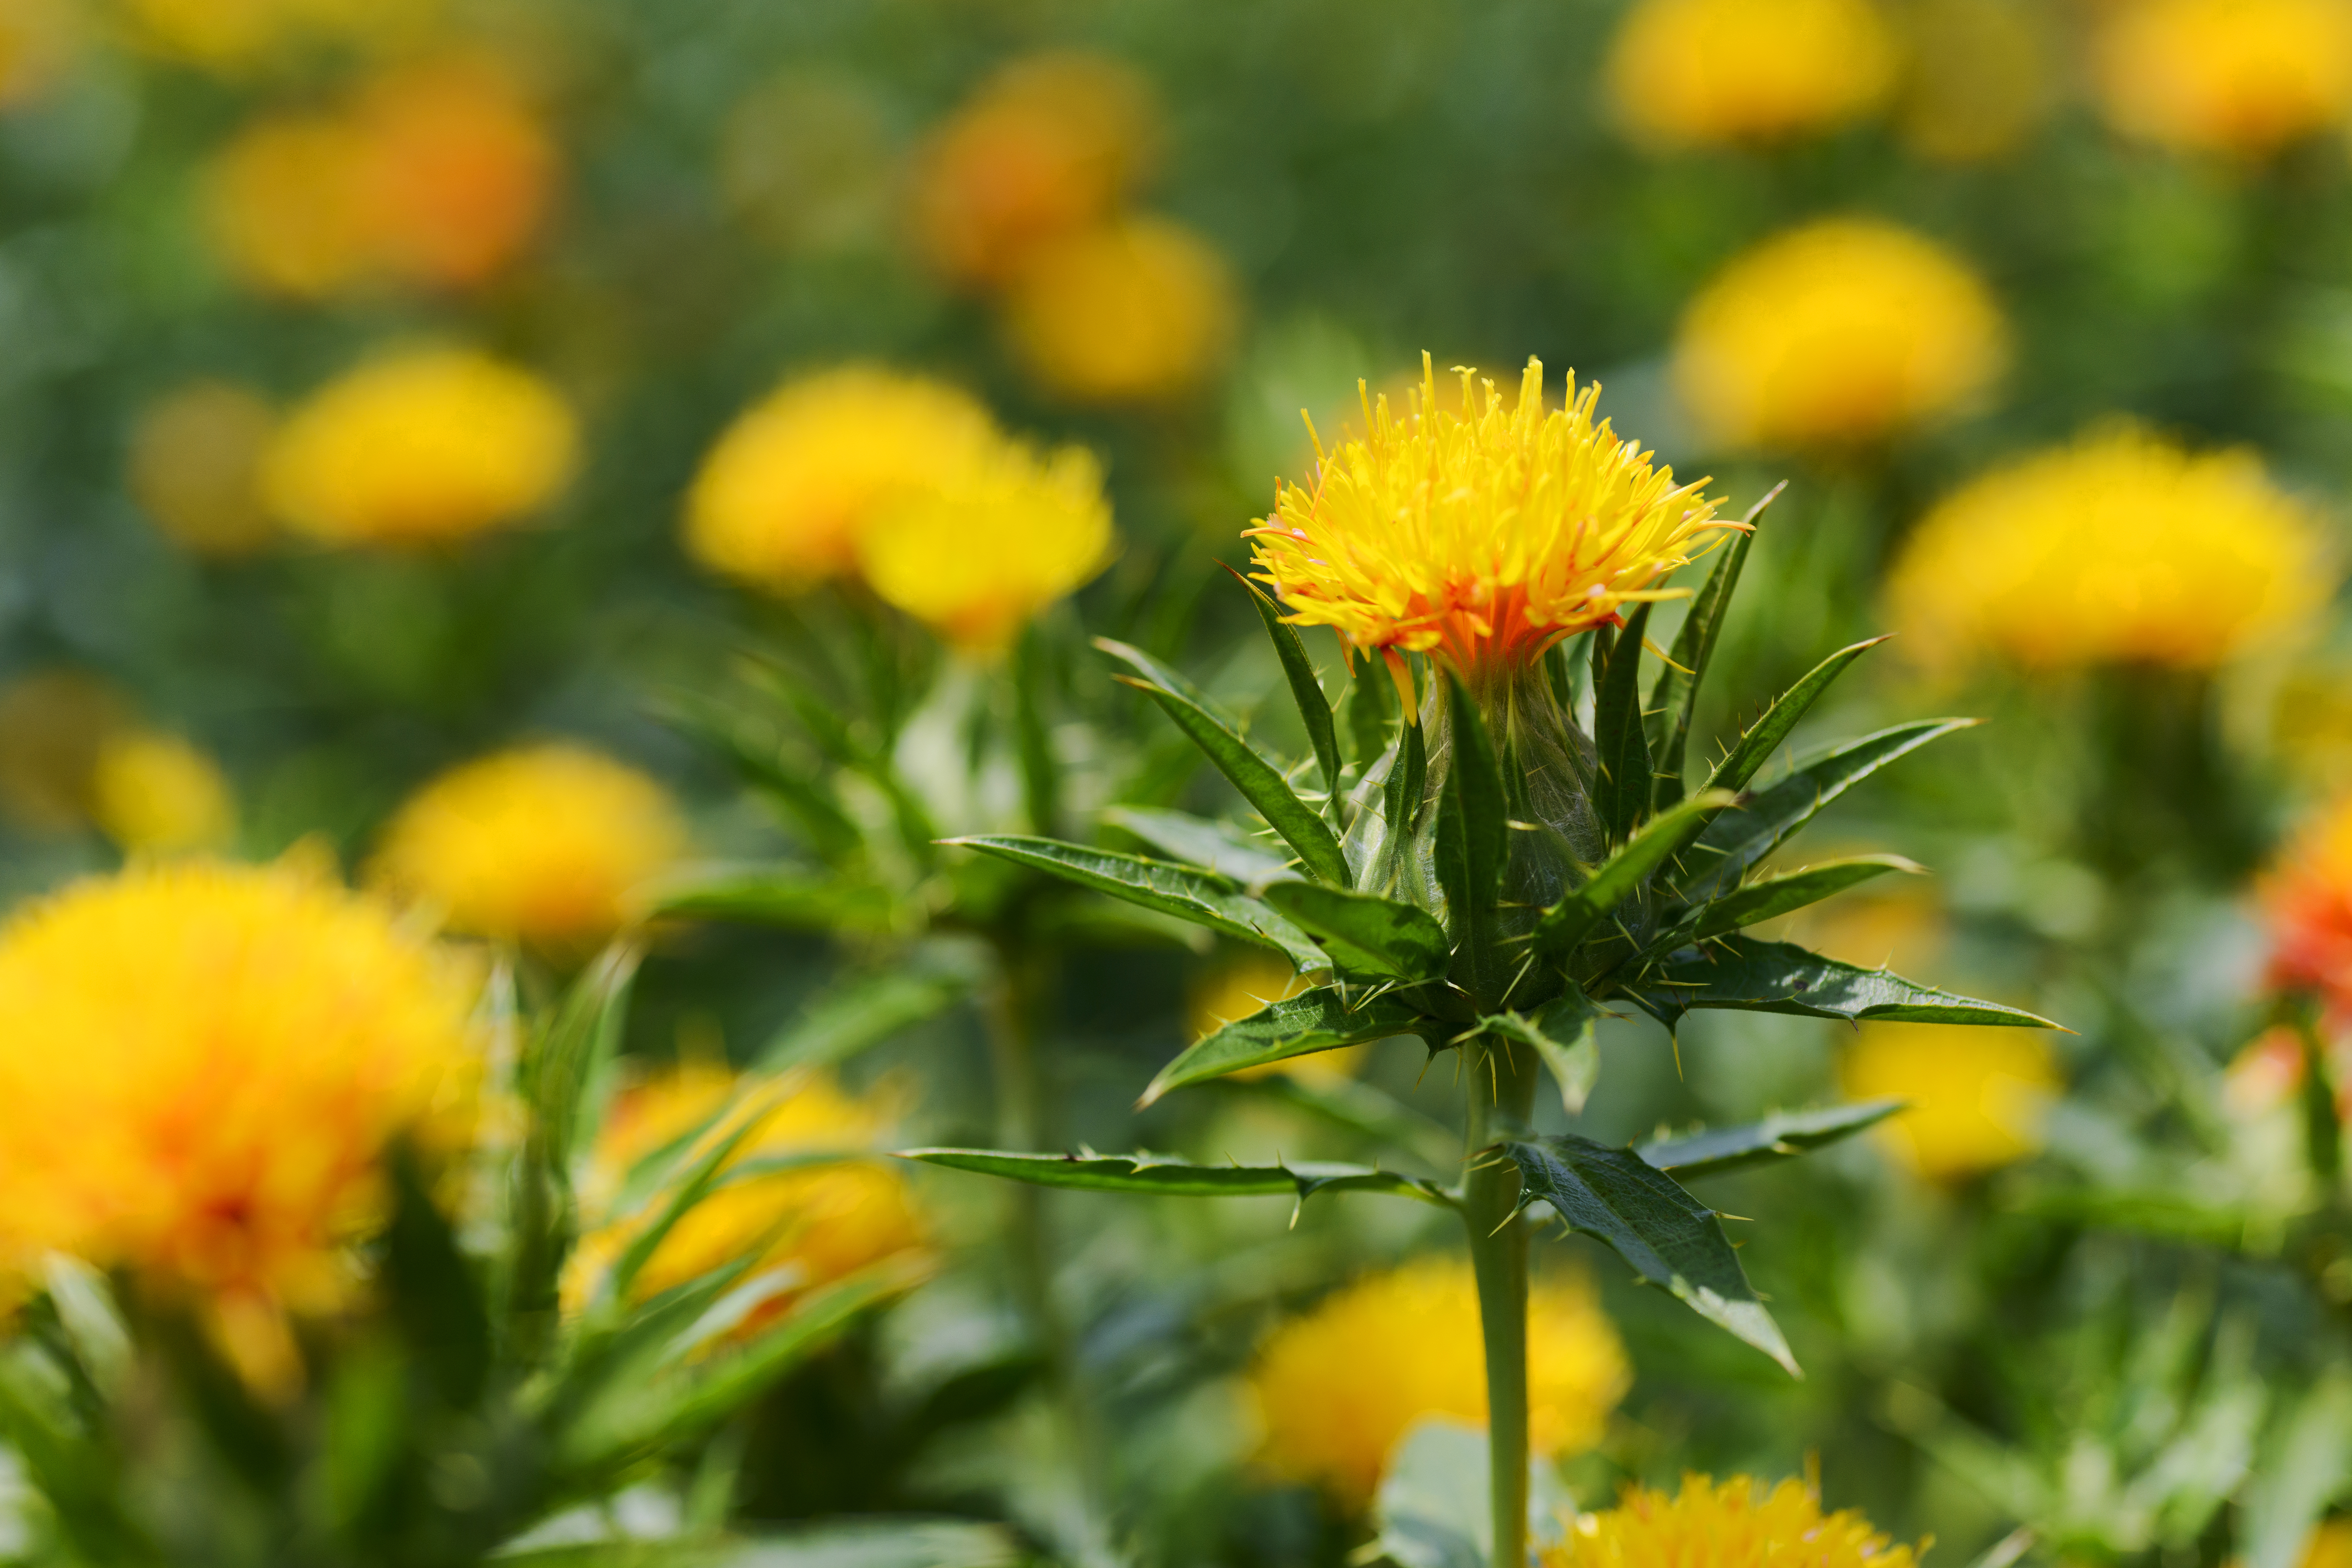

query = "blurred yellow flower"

[
  {"left": 0, "top": 0, "right": 80, "bottom": 109},
  {"left": 348, "top": 54, "right": 556, "bottom": 289},
  {"left": 206, "top": 112, "right": 375, "bottom": 298},
  {"left": 262, "top": 345, "right": 578, "bottom": 548},
  {"left": 1546, "top": 1473, "right": 1921, "bottom": 1568},
  {"left": 0, "top": 669, "right": 127, "bottom": 834},
  {"left": 1248, "top": 1255, "right": 1628, "bottom": 1509},
  {"left": 372, "top": 743, "right": 686, "bottom": 947},
  {"left": 912, "top": 49, "right": 1156, "bottom": 289},
  {"left": 1004, "top": 217, "right": 1236, "bottom": 403},
  {"left": 0, "top": 858, "right": 480, "bottom": 1304},
  {"left": 1249, "top": 356, "right": 1725, "bottom": 681},
  {"left": 1674, "top": 219, "right": 2008, "bottom": 451},
  {"left": 685, "top": 365, "right": 1001, "bottom": 592},
  {"left": 2092, "top": 0, "right": 2352, "bottom": 157},
  {"left": 1885, "top": 425, "right": 2329, "bottom": 671},
  {"left": 856, "top": 438, "right": 1115, "bottom": 651},
  {"left": 90, "top": 731, "right": 235, "bottom": 853},
  {"left": 1895, "top": 0, "right": 2055, "bottom": 164},
  {"left": 569, "top": 1062, "right": 927, "bottom": 1329},
  {"left": 119, "top": 0, "right": 436, "bottom": 75},
  {"left": 2299, "top": 1516, "right": 2352, "bottom": 1568},
  {"left": 129, "top": 381, "right": 279, "bottom": 556},
  {"left": 1606, "top": 0, "right": 1899, "bottom": 147},
  {"left": 1841, "top": 1022, "right": 2060, "bottom": 1181}
]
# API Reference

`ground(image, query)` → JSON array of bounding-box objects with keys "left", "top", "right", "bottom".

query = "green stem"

[{"left": 1463, "top": 1039, "right": 1537, "bottom": 1568}]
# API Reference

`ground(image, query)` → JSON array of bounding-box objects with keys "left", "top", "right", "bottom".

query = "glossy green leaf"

[
  {"left": 1591, "top": 601, "right": 1655, "bottom": 846},
  {"left": 1699, "top": 636, "right": 1889, "bottom": 797},
  {"left": 901, "top": 1148, "right": 1453, "bottom": 1205},
  {"left": 1528, "top": 790, "right": 1739, "bottom": 960},
  {"left": 1501, "top": 1133, "right": 1796, "bottom": 1374},
  {"left": 1633, "top": 936, "right": 2062, "bottom": 1030},
  {"left": 496, "top": 1519, "right": 1027, "bottom": 1568},
  {"left": 1142, "top": 985, "right": 1431, "bottom": 1105},
  {"left": 1262, "top": 880, "right": 1451, "bottom": 981},
  {"left": 380, "top": 1143, "right": 491, "bottom": 1411},
  {"left": 945, "top": 835, "right": 1327, "bottom": 975},
  {"left": 1236, "top": 568, "right": 1342, "bottom": 797},
  {"left": 1648, "top": 496, "right": 1770, "bottom": 811},
  {"left": 1098, "top": 637, "right": 1352, "bottom": 886},
  {"left": 757, "top": 946, "right": 986, "bottom": 1074},
  {"left": 1690, "top": 855, "right": 1924, "bottom": 939},
  {"left": 1480, "top": 990, "right": 1601, "bottom": 1116},
  {"left": 651, "top": 868, "right": 897, "bottom": 933},
  {"left": 1637, "top": 1099, "right": 1905, "bottom": 1177},
  {"left": 1104, "top": 805, "right": 1298, "bottom": 889}
]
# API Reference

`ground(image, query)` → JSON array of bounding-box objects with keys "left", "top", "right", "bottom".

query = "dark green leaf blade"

[
  {"left": 1591, "top": 602, "right": 1655, "bottom": 845},
  {"left": 1637, "top": 1099, "right": 1905, "bottom": 1177},
  {"left": 1691, "top": 855, "right": 1924, "bottom": 939},
  {"left": 1141, "top": 985, "right": 1429, "bottom": 1105},
  {"left": 1648, "top": 495, "right": 1772, "bottom": 811},
  {"left": 1501, "top": 1132, "right": 1796, "bottom": 1374},
  {"left": 1261, "top": 881, "right": 1452, "bottom": 982},
  {"left": 1700, "top": 636, "right": 1889, "bottom": 797},
  {"left": 900, "top": 1149, "right": 1451, "bottom": 1205},
  {"left": 1104, "top": 805, "right": 1298, "bottom": 889},
  {"left": 1528, "top": 789, "right": 1739, "bottom": 960},
  {"left": 1235, "top": 568, "right": 1342, "bottom": 797},
  {"left": 1634, "top": 936, "right": 2062, "bottom": 1030},
  {"left": 1098, "top": 638, "right": 1351, "bottom": 886},
  {"left": 946, "top": 835, "right": 1328, "bottom": 975},
  {"left": 1478, "top": 989, "right": 1600, "bottom": 1115}
]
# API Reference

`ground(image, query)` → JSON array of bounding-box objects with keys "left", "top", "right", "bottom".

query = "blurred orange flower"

[
  {"left": 1607, "top": 0, "right": 1900, "bottom": 147},
  {"left": 2265, "top": 795, "right": 2352, "bottom": 1016},
  {"left": 1003, "top": 217, "right": 1236, "bottom": 403},
  {"left": 2092, "top": 0, "right": 2352, "bottom": 157}
]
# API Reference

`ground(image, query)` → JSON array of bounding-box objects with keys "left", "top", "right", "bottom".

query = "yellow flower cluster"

[
  {"left": 0, "top": 859, "right": 480, "bottom": 1303},
  {"left": 568, "top": 1062, "right": 927, "bottom": 1327},
  {"left": 1249, "top": 356, "right": 1724, "bottom": 681},
  {"left": 129, "top": 381, "right": 279, "bottom": 556},
  {"left": 1548, "top": 1474, "right": 1921, "bottom": 1568},
  {"left": 262, "top": 345, "right": 578, "bottom": 548},
  {"left": 207, "top": 54, "right": 556, "bottom": 298},
  {"left": 1886, "top": 425, "right": 2329, "bottom": 671},
  {"left": 1249, "top": 1255, "right": 1628, "bottom": 1508},
  {"left": 2092, "top": 0, "right": 2352, "bottom": 157},
  {"left": 1606, "top": 0, "right": 1899, "bottom": 148},
  {"left": 1675, "top": 219, "right": 2008, "bottom": 451},
  {"left": 1841, "top": 1022, "right": 2060, "bottom": 1181},
  {"left": 90, "top": 731, "right": 237, "bottom": 854},
  {"left": 371, "top": 744, "right": 686, "bottom": 947},
  {"left": 686, "top": 364, "right": 1115, "bottom": 650}
]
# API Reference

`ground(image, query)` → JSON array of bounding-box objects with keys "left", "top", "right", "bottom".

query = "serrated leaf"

[
  {"left": 1637, "top": 1099, "right": 1905, "bottom": 1177},
  {"left": 1592, "top": 601, "right": 1655, "bottom": 846},
  {"left": 1141, "top": 985, "right": 1431, "bottom": 1105},
  {"left": 1677, "top": 721, "right": 1973, "bottom": 905},
  {"left": 1098, "top": 637, "right": 1351, "bottom": 886},
  {"left": 1690, "top": 855, "right": 1923, "bottom": 939},
  {"left": 1528, "top": 790, "right": 1739, "bottom": 960},
  {"left": 1633, "top": 936, "right": 2062, "bottom": 1030},
  {"left": 1648, "top": 498, "right": 1769, "bottom": 811},
  {"left": 650, "top": 868, "right": 897, "bottom": 933},
  {"left": 1235, "top": 569, "right": 1342, "bottom": 798},
  {"left": 945, "top": 836, "right": 1327, "bottom": 975},
  {"left": 757, "top": 947, "right": 985, "bottom": 1074},
  {"left": 1479, "top": 990, "right": 1600, "bottom": 1115},
  {"left": 1103, "top": 805, "right": 1298, "bottom": 889},
  {"left": 900, "top": 1148, "right": 1453, "bottom": 1205},
  {"left": 1700, "top": 636, "right": 1888, "bottom": 797},
  {"left": 1261, "top": 881, "right": 1451, "bottom": 982},
  {"left": 1501, "top": 1132, "right": 1797, "bottom": 1374}
]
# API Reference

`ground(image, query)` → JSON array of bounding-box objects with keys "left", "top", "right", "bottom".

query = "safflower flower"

[
  {"left": 1606, "top": 0, "right": 1899, "bottom": 148},
  {"left": 90, "top": 731, "right": 236, "bottom": 854},
  {"left": 2092, "top": 0, "right": 2352, "bottom": 157},
  {"left": 1841, "top": 1021, "right": 2061, "bottom": 1181},
  {"left": 1002, "top": 216, "right": 1236, "bottom": 403},
  {"left": 1546, "top": 1473, "right": 1923, "bottom": 1568}
]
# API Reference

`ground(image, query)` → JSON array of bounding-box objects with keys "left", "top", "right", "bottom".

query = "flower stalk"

[{"left": 1464, "top": 1037, "right": 1538, "bottom": 1568}]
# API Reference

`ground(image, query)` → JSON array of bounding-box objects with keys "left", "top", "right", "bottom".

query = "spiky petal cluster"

[
  {"left": 1248, "top": 357, "right": 1725, "bottom": 681},
  {"left": 1548, "top": 1474, "right": 1922, "bottom": 1568}
]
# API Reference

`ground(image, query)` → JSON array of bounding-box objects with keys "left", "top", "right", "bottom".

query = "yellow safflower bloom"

[
  {"left": 206, "top": 112, "right": 375, "bottom": 298},
  {"left": 856, "top": 438, "right": 1115, "bottom": 651},
  {"left": 912, "top": 50, "right": 1157, "bottom": 289},
  {"left": 1840, "top": 1021, "right": 2060, "bottom": 1181},
  {"left": 1606, "top": 0, "right": 1899, "bottom": 147},
  {"left": 129, "top": 381, "right": 278, "bottom": 556},
  {"left": 1886, "top": 425, "right": 2328, "bottom": 671},
  {"left": 1249, "top": 1255, "right": 1628, "bottom": 1509},
  {"left": 0, "top": 669, "right": 127, "bottom": 834},
  {"left": 568, "top": 1062, "right": 926, "bottom": 1328},
  {"left": 119, "top": 0, "right": 436, "bottom": 75},
  {"left": 262, "top": 346, "right": 578, "bottom": 548},
  {"left": 2092, "top": 0, "right": 2352, "bottom": 157},
  {"left": 1674, "top": 219, "right": 2008, "bottom": 452},
  {"left": 1249, "top": 356, "right": 1724, "bottom": 681},
  {"left": 1547, "top": 1473, "right": 1922, "bottom": 1568},
  {"left": 685, "top": 366, "right": 1002, "bottom": 592},
  {"left": 1003, "top": 217, "right": 1236, "bottom": 403},
  {"left": 2301, "top": 1518, "right": 2352, "bottom": 1568},
  {"left": 0, "top": 858, "right": 480, "bottom": 1302},
  {"left": 90, "top": 731, "right": 235, "bottom": 853},
  {"left": 372, "top": 744, "right": 686, "bottom": 947}
]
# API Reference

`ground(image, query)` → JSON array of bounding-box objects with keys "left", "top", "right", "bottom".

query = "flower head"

[
  {"left": 1841, "top": 1021, "right": 2060, "bottom": 1181},
  {"left": 1675, "top": 219, "right": 2008, "bottom": 451},
  {"left": 1886, "top": 425, "right": 2329, "bottom": 671},
  {"left": 2093, "top": 0, "right": 2352, "bottom": 157},
  {"left": 1249, "top": 357, "right": 1724, "bottom": 680},
  {"left": 855, "top": 438, "right": 1115, "bottom": 651},
  {"left": 262, "top": 345, "right": 578, "bottom": 547},
  {"left": 1249, "top": 1255, "right": 1628, "bottom": 1509},
  {"left": 1004, "top": 217, "right": 1236, "bottom": 403},
  {"left": 684, "top": 366, "right": 1002, "bottom": 592},
  {"left": 206, "top": 111, "right": 376, "bottom": 298},
  {"left": 372, "top": 743, "right": 686, "bottom": 947},
  {"left": 0, "top": 858, "right": 480, "bottom": 1302},
  {"left": 1606, "top": 0, "right": 1899, "bottom": 147},
  {"left": 568, "top": 1062, "right": 926, "bottom": 1327},
  {"left": 2262, "top": 795, "right": 2352, "bottom": 1017},
  {"left": 91, "top": 731, "right": 237, "bottom": 854},
  {"left": 130, "top": 381, "right": 279, "bottom": 556},
  {"left": 1547, "top": 1473, "right": 1922, "bottom": 1568}
]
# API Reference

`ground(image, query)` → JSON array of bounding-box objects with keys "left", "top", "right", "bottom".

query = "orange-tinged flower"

[
  {"left": 1248, "top": 356, "right": 1725, "bottom": 681},
  {"left": 0, "top": 858, "right": 480, "bottom": 1303},
  {"left": 1606, "top": 0, "right": 1899, "bottom": 147},
  {"left": 1547, "top": 1473, "right": 1922, "bottom": 1568},
  {"left": 349, "top": 54, "right": 555, "bottom": 289},
  {"left": 372, "top": 744, "right": 686, "bottom": 947},
  {"left": 1249, "top": 1255, "right": 1629, "bottom": 1509},
  {"left": 1003, "top": 217, "right": 1236, "bottom": 403},
  {"left": 129, "top": 380, "right": 279, "bottom": 556},
  {"left": 1841, "top": 1021, "right": 2060, "bottom": 1181},
  {"left": 2092, "top": 0, "right": 2352, "bottom": 157},
  {"left": 2264, "top": 794, "right": 2352, "bottom": 1016}
]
